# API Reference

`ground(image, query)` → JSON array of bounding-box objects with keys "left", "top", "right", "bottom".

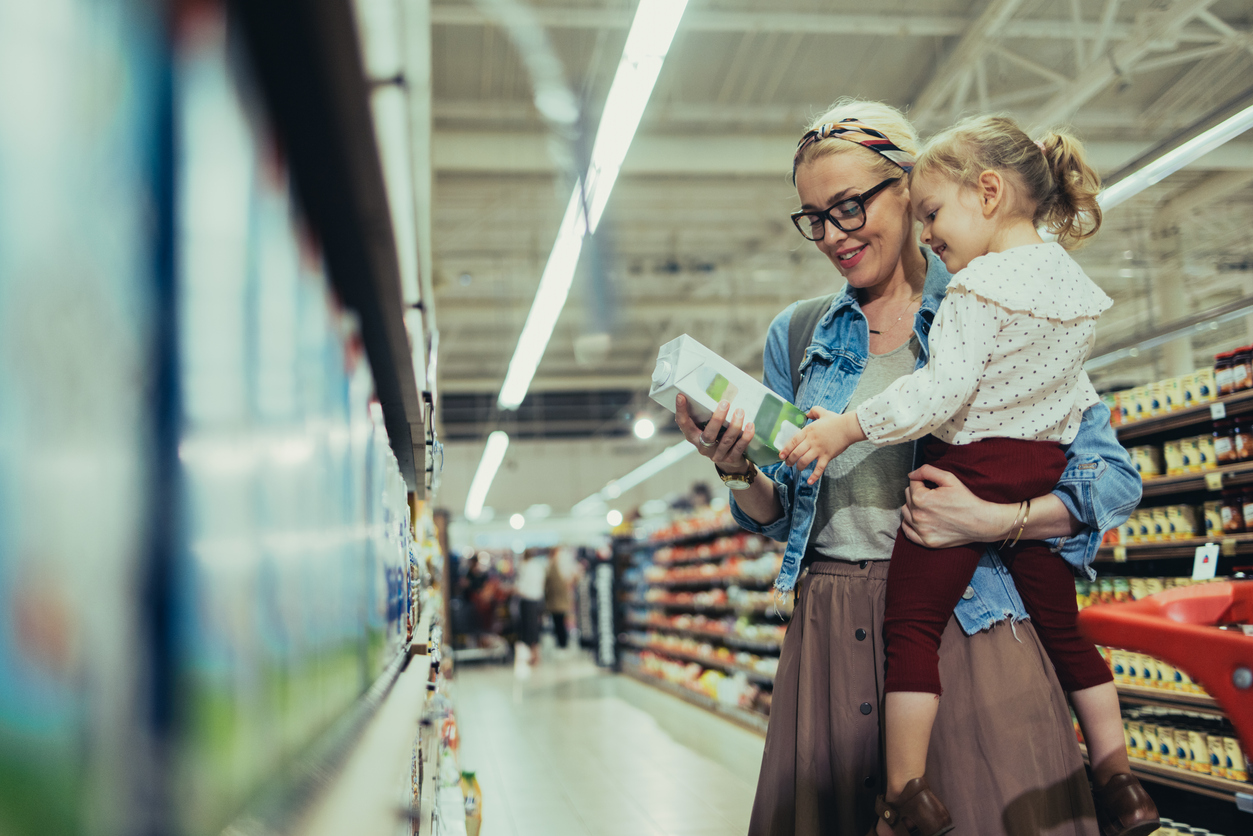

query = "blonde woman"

[{"left": 674, "top": 99, "right": 1141, "bottom": 836}]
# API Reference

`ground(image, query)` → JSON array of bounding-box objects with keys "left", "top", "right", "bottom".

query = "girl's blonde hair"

[
  {"left": 794, "top": 98, "right": 920, "bottom": 182},
  {"left": 913, "top": 115, "right": 1102, "bottom": 249}
]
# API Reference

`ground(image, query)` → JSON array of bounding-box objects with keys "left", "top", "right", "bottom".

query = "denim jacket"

[{"left": 730, "top": 248, "right": 1141, "bottom": 635}]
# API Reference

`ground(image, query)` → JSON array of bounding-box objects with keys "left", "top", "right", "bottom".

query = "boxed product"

[
  {"left": 1146, "top": 381, "right": 1167, "bottom": 417},
  {"left": 1195, "top": 367, "right": 1218, "bottom": 402},
  {"left": 1163, "top": 440, "right": 1184, "bottom": 475},
  {"left": 1163, "top": 377, "right": 1184, "bottom": 412},
  {"left": 1131, "top": 445, "right": 1163, "bottom": 478},
  {"left": 1203, "top": 501, "right": 1223, "bottom": 537},
  {"left": 1197, "top": 434, "right": 1217, "bottom": 470},
  {"left": 1180, "top": 372, "right": 1198, "bottom": 408},
  {"left": 1179, "top": 437, "right": 1200, "bottom": 473},
  {"left": 1127, "top": 386, "right": 1147, "bottom": 422},
  {"left": 650, "top": 335, "right": 808, "bottom": 467},
  {"left": 1225, "top": 736, "right": 1247, "bottom": 781},
  {"left": 1166, "top": 505, "right": 1197, "bottom": 540}
]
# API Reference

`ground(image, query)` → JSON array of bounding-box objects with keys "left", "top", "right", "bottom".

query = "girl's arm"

[{"left": 856, "top": 288, "right": 998, "bottom": 446}]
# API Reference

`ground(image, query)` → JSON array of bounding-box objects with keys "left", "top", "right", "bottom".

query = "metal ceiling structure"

[{"left": 361, "top": 0, "right": 1253, "bottom": 519}]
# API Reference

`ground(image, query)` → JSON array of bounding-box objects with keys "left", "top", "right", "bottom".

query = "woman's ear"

[{"left": 977, "top": 169, "right": 1005, "bottom": 217}]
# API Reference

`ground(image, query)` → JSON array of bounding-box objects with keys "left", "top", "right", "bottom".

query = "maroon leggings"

[{"left": 883, "top": 437, "right": 1113, "bottom": 695}]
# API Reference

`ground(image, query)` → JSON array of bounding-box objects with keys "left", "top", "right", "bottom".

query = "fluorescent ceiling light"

[
  {"left": 573, "top": 439, "right": 696, "bottom": 512},
  {"left": 1098, "top": 103, "right": 1253, "bottom": 211},
  {"left": 497, "top": 0, "right": 689, "bottom": 410},
  {"left": 464, "top": 430, "right": 509, "bottom": 521}
]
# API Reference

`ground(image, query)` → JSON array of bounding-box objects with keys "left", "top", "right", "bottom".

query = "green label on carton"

[{"left": 744, "top": 396, "right": 807, "bottom": 467}]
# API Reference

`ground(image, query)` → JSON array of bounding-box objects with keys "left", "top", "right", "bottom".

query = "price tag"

[
  {"left": 1193, "top": 543, "right": 1220, "bottom": 580},
  {"left": 1113, "top": 546, "right": 1128, "bottom": 563},
  {"left": 1205, "top": 471, "right": 1224, "bottom": 492},
  {"left": 1222, "top": 537, "right": 1238, "bottom": 557},
  {"left": 1211, "top": 402, "right": 1227, "bottom": 420}
]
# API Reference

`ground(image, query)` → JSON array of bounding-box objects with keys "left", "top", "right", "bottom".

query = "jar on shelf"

[
  {"left": 1221, "top": 489, "right": 1245, "bottom": 533},
  {"left": 1236, "top": 417, "right": 1253, "bottom": 462},
  {"left": 1243, "top": 488, "right": 1253, "bottom": 533},
  {"left": 1213, "top": 419, "right": 1237, "bottom": 465},
  {"left": 1233, "top": 346, "right": 1253, "bottom": 392},
  {"left": 1216, "top": 351, "right": 1234, "bottom": 396}
]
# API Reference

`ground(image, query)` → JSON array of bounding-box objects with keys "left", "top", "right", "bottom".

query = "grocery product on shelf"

[{"left": 0, "top": 3, "right": 165, "bottom": 832}]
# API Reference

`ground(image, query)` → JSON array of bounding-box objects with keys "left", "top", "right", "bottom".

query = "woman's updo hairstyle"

[
  {"left": 912, "top": 114, "right": 1102, "bottom": 249},
  {"left": 793, "top": 98, "right": 921, "bottom": 182}
]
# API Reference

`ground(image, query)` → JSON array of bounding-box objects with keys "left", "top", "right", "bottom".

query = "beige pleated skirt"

[{"left": 748, "top": 559, "right": 1099, "bottom": 836}]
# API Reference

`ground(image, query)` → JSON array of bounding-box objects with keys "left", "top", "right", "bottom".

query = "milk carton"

[{"left": 650, "top": 335, "right": 809, "bottom": 467}]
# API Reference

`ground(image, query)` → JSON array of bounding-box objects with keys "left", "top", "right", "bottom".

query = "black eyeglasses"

[{"left": 790, "top": 177, "right": 900, "bottom": 241}]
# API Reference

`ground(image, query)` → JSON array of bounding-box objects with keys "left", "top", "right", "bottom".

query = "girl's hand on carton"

[
  {"left": 779, "top": 407, "right": 867, "bottom": 485},
  {"left": 674, "top": 394, "right": 755, "bottom": 473}
]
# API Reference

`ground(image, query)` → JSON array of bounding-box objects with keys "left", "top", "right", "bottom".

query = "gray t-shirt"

[{"left": 806, "top": 336, "right": 921, "bottom": 563}]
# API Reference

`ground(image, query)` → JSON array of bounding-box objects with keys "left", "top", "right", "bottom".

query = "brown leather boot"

[
  {"left": 871, "top": 777, "right": 954, "bottom": 836},
  {"left": 1093, "top": 773, "right": 1160, "bottom": 836}
]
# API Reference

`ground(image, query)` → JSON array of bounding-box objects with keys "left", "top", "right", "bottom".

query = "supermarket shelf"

[
  {"left": 645, "top": 575, "right": 776, "bottom": 590},
  {"left": 647, "top": 525, "right": 744, "bottom": 548},
  {"left": 627, "top": 600, "right": 791, "bottom": 618},
  {"left": 1116, "top": 389, "right": 1253, "bottom": 443},
  {"left": 1139, "top": 460, "right": 1253, "bottom": 499},
  {"left": 1115, "top": 683, "right": 1223, "bottom": 713},
  {"left": 1097, "top": 533, "right": 1253, "bottom": 562},
  {"left": 233, "top": 0, "right": 426, "bottom": 492},
  {"left": 1078, "top": 743, "right": 1253, "bottom": 805},
  {"left": 655, "top": 546, "right": 764, "bottom": 567},
  {"left": 621, "top": 658, "right": 770, "bottom": 736},
  {"left": 620, "top": 636, "right": 776, "bottom": 684},
  {"left": 625, "top": 619, "right": 783, "bottom": 654},
  {"left": 289, "top": 607, "right": 435, "bottom": 836}
]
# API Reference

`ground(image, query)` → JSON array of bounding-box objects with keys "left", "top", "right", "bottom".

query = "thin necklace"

[{"left": 868, "top": 294, "right": 921, "bottom": 335}]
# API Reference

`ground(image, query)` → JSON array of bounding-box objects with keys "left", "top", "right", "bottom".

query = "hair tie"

[
  {"left": 1035, "top": 140, "right": 1047, "bottom": 154},
  {"left": 792, "top": 117, "right": 915, "bottom": 184}
]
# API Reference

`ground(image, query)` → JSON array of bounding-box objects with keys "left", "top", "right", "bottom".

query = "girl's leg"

[
  {"left": 882, "top": 534, "right": 985, "bottom": 798},
  {"left": 1070, "top": 681, "right": 1130, "bottom": 787},
  {"left": 1004, "top": 545, "right": 1161, "bottom": 835}
]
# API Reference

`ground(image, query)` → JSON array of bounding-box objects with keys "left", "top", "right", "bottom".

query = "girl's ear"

[{"left": 977, "top": 169, "right": 1004, "bottom": 217}]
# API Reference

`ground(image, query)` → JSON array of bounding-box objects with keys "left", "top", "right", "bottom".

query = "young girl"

[{"left": 778, "top": 115, "right": 1159, "bottom": 836}]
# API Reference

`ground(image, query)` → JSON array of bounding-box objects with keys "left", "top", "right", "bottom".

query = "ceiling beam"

[
  {"left": 429, "top": 4, "right": 1230, "bottom": 44},
  {"left": 432, "top": 100, "right": 1225, "bottom": 134},
  {"left": 432, "top": 131, "right": 1253, "bottom": 175},
  {"left": 909, "top": 0, "right": 1026, "bottom": 123},
  {"left": 1031, "top": 0, "right": 1220, "bottom": 127}
]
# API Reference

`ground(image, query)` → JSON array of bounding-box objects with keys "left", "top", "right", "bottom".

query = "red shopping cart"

[{"left": 1077, "top": 579, "right": 1253, "bottom": 753}]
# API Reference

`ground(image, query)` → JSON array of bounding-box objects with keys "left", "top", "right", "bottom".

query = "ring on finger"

[{"left": 698, "top": 436, "right": 717, "bottom": 448}]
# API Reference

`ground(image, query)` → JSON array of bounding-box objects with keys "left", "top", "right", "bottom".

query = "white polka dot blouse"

[{"left": 857, "top": 242, "right": 1112, "bottom": 447}]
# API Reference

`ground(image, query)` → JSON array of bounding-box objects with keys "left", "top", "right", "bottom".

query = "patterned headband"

[{"left": 792, "top": 118, "right": 916, "bottom": 183}]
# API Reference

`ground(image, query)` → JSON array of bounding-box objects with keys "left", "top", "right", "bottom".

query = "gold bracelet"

[
  {"left": 1000, "top": 501, "right": 1026, "bottom": 550},
  {"left": 1009, "top": 498, "right": 1033, "bottom": 548}
]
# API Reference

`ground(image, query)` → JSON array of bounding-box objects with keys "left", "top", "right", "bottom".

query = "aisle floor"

[{"left": 450, "top": 644, "right": 766, "bottom": 836}]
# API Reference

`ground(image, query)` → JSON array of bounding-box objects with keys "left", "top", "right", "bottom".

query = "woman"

[{"left": 673, "top": 99, "right": 1140, "bottom": 836}]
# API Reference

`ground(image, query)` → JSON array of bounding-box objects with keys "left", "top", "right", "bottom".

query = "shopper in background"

[
  {"left": 673, "top": 98, "right": 1141, "bottom": 836},
  {"left": 514, "top": 549, "right": 548, "bottom": 665},
  {"left": 544, "top": 549, "right": 573, "bottom": 650}
]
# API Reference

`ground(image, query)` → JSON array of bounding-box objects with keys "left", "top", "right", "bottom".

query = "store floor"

[{"left": 451, "top": 644, "right": 765, "bottom": 836}]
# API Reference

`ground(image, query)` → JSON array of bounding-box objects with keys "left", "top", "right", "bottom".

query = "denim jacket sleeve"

[
  {"left": 729, "top": 305, "right": 797, "bottom": 543},
  {"left": 1048, "top": 400, "right": 1141, "bottom": 578}
]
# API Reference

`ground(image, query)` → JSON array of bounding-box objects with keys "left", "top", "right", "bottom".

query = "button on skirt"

[{"left": 748, "top": 559, "right": 1098, "bottom": 836}]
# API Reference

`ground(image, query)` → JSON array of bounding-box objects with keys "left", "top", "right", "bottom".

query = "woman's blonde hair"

[
  {"left": 913, "top": 114, "right": 1102, "bottom": 248},
  {"left": 794, "top": 98, "right": 920, "bottom": 182}
]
